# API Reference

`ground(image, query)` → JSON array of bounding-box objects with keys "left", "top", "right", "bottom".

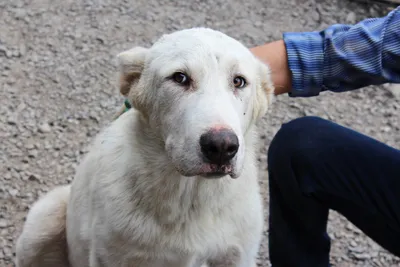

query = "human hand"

[{"left": 250, "top": 40, "right": 292, "bottom": 95}]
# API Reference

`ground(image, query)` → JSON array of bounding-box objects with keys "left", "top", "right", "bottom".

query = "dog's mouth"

[
  {"left": 198, "top": 163, "right": 237, "bottom": 179},
  {"left": 176, "top": 164, "right": 237, "bottom": 179},
  {"left": 201, "top": 171, "right": 228, "bottom": 179}
]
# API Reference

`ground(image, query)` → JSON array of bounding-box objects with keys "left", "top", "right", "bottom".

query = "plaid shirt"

[{"left": 283, "top": 6, "right": 400, "bottom": 97}]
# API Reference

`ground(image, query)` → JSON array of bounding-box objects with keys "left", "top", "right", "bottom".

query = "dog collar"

[
  {"left": 124, "top": 99, "right": 132, "bottom": 112},
  {"left": 116, "top": 99, "right": 132, "bottom": 120}
]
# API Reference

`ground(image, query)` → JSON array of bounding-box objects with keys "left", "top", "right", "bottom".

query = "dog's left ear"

[
  {"left": 252, "top": 61, "right": 275, "bottom": 121},
  {"left": 117, "top": 46, "right": 149, "bottom": 97}
]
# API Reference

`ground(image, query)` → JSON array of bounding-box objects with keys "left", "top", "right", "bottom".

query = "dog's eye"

[
  {"left": 233, "top": 76, "right": 246, "bottom": 88},
  {"left": 172, "top": 72, "right": 190, "bottom": 86}
]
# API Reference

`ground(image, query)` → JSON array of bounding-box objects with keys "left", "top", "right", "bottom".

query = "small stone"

[
  {"left": 0, "top": 44, "right": 6, "bottom": 55},
  {"left": 346, "top": 12, "right": 356, "bottom": 24},
  {"left": 334, "top": 232, "right": 342, "bottom": 239},
  {"left": 254, "top": 21, "right": 262, "bottom": 27},
  {"left": 8, "top": 189, "right": 19, "bottom": 197},
  {"left": 352, "top": 252, "right": 371, "bottom": 260},
  {"left": 6, "top": 76, "right": 16, "bottom": 85},
  {"left": 7, "top": 117, "right": 17, "bottom": 125},
  {"left": 312, "top": 10, "right": 320, "bottom": 21},
  {"left": 28, "top": 174, "right": 39, "bottom": 181},
  {"left": 0, "top": 219, "right": 8, "bottom": 228},
  {"left": 346, "top": 222, "right": 355, "bottom": 231},
  {"left": 28, "top": 149, "right": 38, "bottom": 158},
  {"left": 10, "top": 169, "right": 20, "bottom": 179},
  {"left": 349, "top": 245, "right": 364, "bottom": 253},
  {"left": 19, "top": 43, "right": 26, "bottom": 56},
  {"left": 12, "top": 50, "right": 21, "bottom": 57},
  {"left": 38, "top": 123, "right": 51, "bottom": 133},
  {"left": 2, "top": 245, "right": 12, "bottom": 257},
  {"left": 5, "top": 49, "right": 13, "bottom": 58},
  {"left": 24, "top": 142, "right": 35, "bottom": 150},
  {"left": 4, "top": 173, "right": 12, "bottom": 180},
  {"left": 384, "top": 83, "right": 400, "bottom": 98}
]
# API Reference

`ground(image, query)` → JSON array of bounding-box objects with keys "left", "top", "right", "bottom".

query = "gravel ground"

[{"left": 1, "top": 0, "right": 400, "bottom": 266}]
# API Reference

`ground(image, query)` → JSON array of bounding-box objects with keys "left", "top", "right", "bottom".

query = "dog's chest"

[{"left": 116, "top": 176, "right": 254, "bottom": 254}]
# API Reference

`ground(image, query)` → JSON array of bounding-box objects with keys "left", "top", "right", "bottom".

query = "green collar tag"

[
  {"left": 124, "top": 99, "right": 132, "bottom": 112},
  {"left": 115, "top": 99, "right": 133, "bottom": 120}
]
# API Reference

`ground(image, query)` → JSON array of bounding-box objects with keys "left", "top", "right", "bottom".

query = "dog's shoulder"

[
  {"left": 71, "top": 109, "right": 144, "bottom": 190},
  {"left": 84, "top": 109, "right": 150, "bottom": 163},
  {"left": 73, "top": 108, "right": 169, "bottom": 193}
]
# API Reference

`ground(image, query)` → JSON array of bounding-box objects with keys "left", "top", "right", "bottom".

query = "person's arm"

[{"left": 251, "top": 6, "right": 400, "bottom": 97}]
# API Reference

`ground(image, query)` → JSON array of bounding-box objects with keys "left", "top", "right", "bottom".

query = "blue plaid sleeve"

[{"left": 283, "top": 6, "right": 400, "bottom": 97}]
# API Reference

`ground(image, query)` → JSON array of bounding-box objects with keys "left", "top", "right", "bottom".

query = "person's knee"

[
  {"left": 268, "top": 116, "right": 330, "bottom": 171},
  {"left": 267, "top": 116, "right": 333, "bottom": 193}
]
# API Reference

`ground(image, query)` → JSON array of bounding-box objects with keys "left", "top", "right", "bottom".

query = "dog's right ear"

[
  {"left": 117, "top": 46, "right": 149, "bottom": 97},
  {"left": 251, "top": 60, "right": 275, "bottom": 123}
]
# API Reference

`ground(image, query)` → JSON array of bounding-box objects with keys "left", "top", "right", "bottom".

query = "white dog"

[{"left": 16, "top": 27, "right": 274, "bottom": 267}]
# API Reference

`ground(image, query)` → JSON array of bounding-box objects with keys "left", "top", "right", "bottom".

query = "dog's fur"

[
  {"left": 15, "top": 185, "right": 70, "bottom": 267},
  {"left": 15, "top": 27, "right": 274, "bottom": 267}
]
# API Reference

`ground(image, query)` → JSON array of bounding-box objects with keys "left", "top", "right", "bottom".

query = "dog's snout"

[{"left": 200, "top": 129, "right": 239, "bottom": 164}]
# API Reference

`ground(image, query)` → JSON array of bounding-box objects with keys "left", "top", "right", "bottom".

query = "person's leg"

[{"left": 267, "top": 116, "right": 400, "bottom": 267}]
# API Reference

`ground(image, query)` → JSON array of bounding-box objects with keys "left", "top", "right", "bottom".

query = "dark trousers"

[{"left": 268, "top": 116, "right": 400, "bottom": 267}]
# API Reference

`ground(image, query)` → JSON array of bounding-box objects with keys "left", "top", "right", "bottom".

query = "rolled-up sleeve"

[{"left": 283, "top": 6, "right": 400, "bottom": 97}]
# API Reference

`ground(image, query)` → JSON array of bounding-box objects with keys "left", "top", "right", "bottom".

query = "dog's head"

[{"left": 117, "top": 28, "right": 274, "bottom": 178}]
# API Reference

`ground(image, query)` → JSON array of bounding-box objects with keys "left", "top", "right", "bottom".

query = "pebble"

[
  {"left": 349, "top": 245, "right": 364, "bottom": 253},
  {"left": 350, "top": 240, "right": 357, "bottom": 247},
  {"left": 0, "top": 44, "right": 7, "bottom": 54},
  {"left": 28, "top": 149, "right": 38, "bottom": 158},
  {"left": 24, "top": 142, "right": 35, "bottom": 150},
  {"left": 384, "top": 83, "right": 400, "bottom": 98},
  {"left": 0, "top": 220, "right": 8, "bottom": 228},
  {"left": 8, "top": 189, "right": 19, "bottom": 197},
  {"left": 28, "top": 174, "right": 40, "bottom": 181},
  {"left": 346, "top": 222, "right": 355, "bottom": 231},
  {"left": 2, "top": 246, "right": 11, "bottom": 257},
  {"left": 38, "top": 123, "right": 51, "bottom": 133},
  {"left": 4, "top": 173, "right": 12, "bottom": 180},
  {"left": 352, "top": 252, "right": 371, "bottom": 260},
  {"left": 346, "top": 11, "right": 356, "bottom": 24},
  {"left": 7, "top": 117, "right": 17, "bottom": 125}
]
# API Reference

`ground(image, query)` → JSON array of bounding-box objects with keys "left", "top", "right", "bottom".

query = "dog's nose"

[{"left": 200, "top": 129, "right": 239, "bottom": 164}]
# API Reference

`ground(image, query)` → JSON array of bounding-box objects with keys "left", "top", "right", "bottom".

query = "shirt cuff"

[{"left": 283, "top": 31, "right": 325, "bottom": 97}]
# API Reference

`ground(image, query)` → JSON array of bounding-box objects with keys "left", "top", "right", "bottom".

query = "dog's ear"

[
  {"left": 113, "top": 46, "right": 149, "bottom": 119},
  {"left": 117, "top": 46, "right": 149, "bottom": 97},
  {"left": 252, "top": 61, "right": 274, "bottom": 122}
]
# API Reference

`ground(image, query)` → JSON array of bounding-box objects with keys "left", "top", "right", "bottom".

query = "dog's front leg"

[
  {"left": 152, "top": 254, "right": 204, "bottom": 267},
  {"left": 90, "top": 245, "right": 202, "bottom": 267},
  {"left": 235, "top": 239, "right": 261, "bottom": 267},
  {"left": 236, "top": 249, "right": 257, "bottom": 267},
  {"left": 207, "top": 245, "right": 256, "bottom": 267},
  {"left": 89, "top": 242, "right": 107, "bottom": 267}
]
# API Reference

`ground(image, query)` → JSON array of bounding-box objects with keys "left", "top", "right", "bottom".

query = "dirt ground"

[{"left": 1, "top": 0, "right": 400, "bottom": 266}]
